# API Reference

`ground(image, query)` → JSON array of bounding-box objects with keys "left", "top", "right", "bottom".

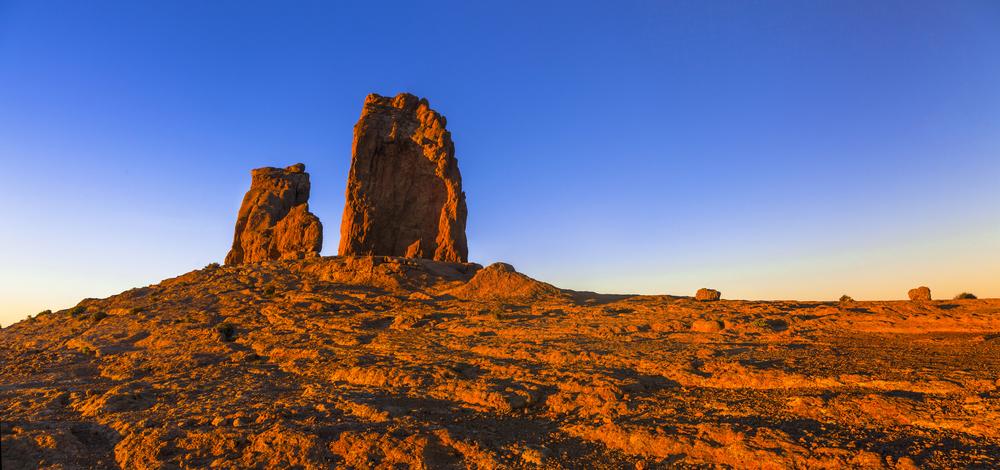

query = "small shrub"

[
  {"left": 90, "top": 311, "right": 108, "bottom": 322},
  {"left": 69, "top": 305, "right": 87, "bottom": 316},
  {"left": 130, "top": 307, "right": 144, "bottom": 314},
  {"left": 839, "top": 295, "right": 853, "bottom": 302},
  {"left": 262, "top": 284, "right": 277, "bottom": 297},
  {"left": 216, "top": 322, "right": 236, "bottom": 342},
  {"left": 204, "top": 262, "right": 221, "bottom": 270},
  {"left": 751, "top": 319, "right": 769, "bottom": 328},
  {"left": 37, "top": 309, "right": 53, "bottom": 317},
  {"left": 953, "top": 292, "right": 977, "bottom": 300}
]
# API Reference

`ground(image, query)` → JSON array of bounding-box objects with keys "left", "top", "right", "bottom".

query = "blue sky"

[{"left": 1, "top": 1, "right": 998, "bottom": 325}]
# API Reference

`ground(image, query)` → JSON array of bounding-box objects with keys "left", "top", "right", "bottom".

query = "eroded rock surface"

[
  {"left": 695, "top": 288, "right": 721, "bottom": 301},
  {"left": 225, "top": 164, "right": 322, "bottom": 265},
  {"left": 909, "top": 286, "right": 932, "bottom": 301},
  {"left": 338, "top": 93, "right": 468, "bottom": 262},
  {"left": 3, "top": 259, "right": 1000, "bottom": 468}
]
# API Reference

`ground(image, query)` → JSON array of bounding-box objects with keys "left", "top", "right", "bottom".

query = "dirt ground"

[{"left": 2, "top": 256, "right": 998, "bottom": 469}]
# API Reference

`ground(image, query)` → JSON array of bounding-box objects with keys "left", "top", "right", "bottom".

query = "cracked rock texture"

[
  {"left": 225, "top": 164, "right": 322, "bottom": 265},
  {"left": 339, "top": 93, "right": 468, "bottom": 262}
]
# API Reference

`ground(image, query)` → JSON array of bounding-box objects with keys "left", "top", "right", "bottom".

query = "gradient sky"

[{"left": 1, "top": 1, "right": 999, "bottom": 326}]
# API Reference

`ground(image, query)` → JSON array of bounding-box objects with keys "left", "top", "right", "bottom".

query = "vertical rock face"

[
  {"left": 338, "top": 93, "right": 469, "bottom": 263},
  {"left": 225, "top": 164, "right": 323, "bottom": 265}
]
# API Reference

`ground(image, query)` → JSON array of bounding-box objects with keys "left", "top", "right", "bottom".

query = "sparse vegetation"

[
  {"left": 205, "top": 262, "right": 221, "bottom": 270},
  {"left": 839, "top": 295, "right": 853, "bottom": 302},
  {"left": 37, "top": 309, "right": 52, "bottom": 317},
  {"left": 69, "top": 305, "right": 87, "bottom": 316},
  {"left": 90, "top": 311, "right": 108, "bottom": 322},
  {"left": 216, "top": 322, "right": 236, "bottom": 342},
  {"left": 262, "top": 283, "right": 277, "bottom": 297},
  {"left": 130, "top": 307, "right": 144, "bottom": 314},
  {"left": 954, "top": 292, "right": 977, "bottom": 300}
]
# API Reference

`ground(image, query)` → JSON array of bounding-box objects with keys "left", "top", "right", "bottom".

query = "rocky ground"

[{"left": 1, "top": 256, "right": 998, "bottom": 469}]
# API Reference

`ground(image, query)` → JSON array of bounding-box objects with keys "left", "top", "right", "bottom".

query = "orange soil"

[{"left": 1, "top": 256, "right": 998, "bottom": 469}]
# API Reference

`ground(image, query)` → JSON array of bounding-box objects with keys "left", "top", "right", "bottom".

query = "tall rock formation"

[
  {"left": 225, "top": 163, "right": 323, "bottom": 265},
  {"left": 338, "top": 93, "right": 468, "bottom": 263}
]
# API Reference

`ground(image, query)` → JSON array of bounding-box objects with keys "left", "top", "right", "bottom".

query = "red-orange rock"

[
  {"left": 338, "top": 93, "right": 468, "bottom": 263},
  {"left": 446, "top": 262, "right": 562, "bottom": 301},
  {"left": 225, "top": 164, "right": 322, "bottom": 265},
  {"left": 695, "top": 288, "right": 721, "bottom": 301},
  {"left": 908, "top": 286, "right": 931, "bottom": 301}
]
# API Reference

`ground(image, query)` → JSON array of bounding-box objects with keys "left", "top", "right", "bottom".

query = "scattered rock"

[
  {"left": 6, "top": 236, "right": 1000, "bottom": 468},
  {"left": 225, "top": 164, "right": 323, "bottom": 265},
  {"left": 908, "top": 286, "right": 931, "bottom": 301},
  {"left": 338, "top": 93, "right": 468, "bottom": 262},
  {"left": 691, "top": 319, "right": 725, "bottom": 333},
  {"left": 695, "top": 288, "right": 721, "bottom": 301}
]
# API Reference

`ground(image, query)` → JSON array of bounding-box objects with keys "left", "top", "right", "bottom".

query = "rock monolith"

[
  {"left": 225, "top": 163, "right": 322, "bottom": 265},
  {"left": 338, "top": 93, "right": 468, "bottom": 262}
]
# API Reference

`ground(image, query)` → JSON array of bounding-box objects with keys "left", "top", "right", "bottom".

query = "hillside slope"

[{"left": 2, "top": 256, "right": 999, "bottom": 468}]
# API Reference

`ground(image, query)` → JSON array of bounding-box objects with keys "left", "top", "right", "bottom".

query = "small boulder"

[
  {"left": 695, "top": 288, "right": 721, "bottom": 301},
  {"left": 908, "top": 286, "right": 931, "bottom": 301}
]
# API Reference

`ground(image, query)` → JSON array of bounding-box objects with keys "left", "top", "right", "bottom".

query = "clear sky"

[{"left": 1, "top": 1, "right": 998, "bottom": 326}]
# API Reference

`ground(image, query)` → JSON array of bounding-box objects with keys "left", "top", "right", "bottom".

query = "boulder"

[
  {"left": 695, "top": 288, "right": 721, "bottom": 301},
  {"left": 225, "top": 164, "right": 322, "bottom": 265},
  {"left": 338, "top": 92, "right": 468, "bottom": 262},
  {"left": 908, "top": 286, "right": 931, "bottom": 301}
]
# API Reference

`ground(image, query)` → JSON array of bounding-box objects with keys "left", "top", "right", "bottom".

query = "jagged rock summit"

[
  {"left": 225, "top": 163, "right": 323, "bottom": 265},
  {"left": 338, "top": 92, "right": 469, "bottom": 263}
]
